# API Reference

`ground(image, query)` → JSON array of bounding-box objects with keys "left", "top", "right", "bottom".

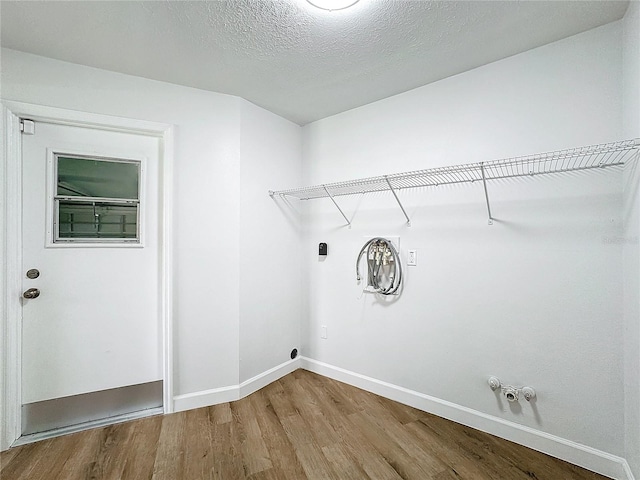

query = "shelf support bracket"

[
  {"left": 322, "top": 185, "right": 351, "bottom": 226},
  {"left": 384, "top": 176, "right": 411, "bottom": 226},
  {"left": 480, "top": 163, "right": 493, "bottom": 225}
]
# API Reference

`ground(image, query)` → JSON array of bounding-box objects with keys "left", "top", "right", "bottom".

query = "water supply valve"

[
  {"left": 487, "top": 376, "right": 536, "bottom": 403},
  {"left": 488, "top": 376, "right": 501, "bottom": 391},
  {"left": 522, "top": 386, "right": 536, "bottom": 401}
]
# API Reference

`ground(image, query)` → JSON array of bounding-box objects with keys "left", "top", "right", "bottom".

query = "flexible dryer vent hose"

[{"left": 355, "top": 237, "right": 402, "bottom": 295}]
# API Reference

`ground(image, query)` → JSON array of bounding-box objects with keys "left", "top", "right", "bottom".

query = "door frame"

[{"left": 1, "top": 101, "right": 175, "bottom": 450}]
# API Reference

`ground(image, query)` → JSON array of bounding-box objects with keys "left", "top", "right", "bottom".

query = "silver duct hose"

[{"left": 355, "top": 237, "right": 402, "bottom": 295}]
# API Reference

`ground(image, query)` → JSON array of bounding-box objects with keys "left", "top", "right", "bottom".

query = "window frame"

[{"left": 46, "top": 149, "right": 146, "bottom": 248}]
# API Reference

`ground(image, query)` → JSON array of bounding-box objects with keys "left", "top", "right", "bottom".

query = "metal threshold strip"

[{"left": 269, "top": 139, "right": 640, "bottom": 226}]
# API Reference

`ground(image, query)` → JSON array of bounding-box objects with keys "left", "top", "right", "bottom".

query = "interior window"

[{"left": 54, "top": 155, "right": 141, "bottom": 243}]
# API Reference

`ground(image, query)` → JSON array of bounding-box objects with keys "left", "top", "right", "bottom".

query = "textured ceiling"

[{"left": 0, "top": 0, "right": 630, "bottom": 125}]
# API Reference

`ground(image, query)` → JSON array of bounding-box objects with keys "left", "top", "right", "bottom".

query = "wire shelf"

[{"left": 269, "top": 139, "right": 640, "bottom": 225}]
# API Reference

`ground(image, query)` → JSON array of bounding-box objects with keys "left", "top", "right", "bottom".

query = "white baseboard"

[
  {"left": 239, "top": 357, "right": 301, "bottom": 399},
  {"left": 173, "top": 385, "right": 239, "bottom": 412},
  {"left": 300, "top": 357, "right": 632, "bottom": 480},
  {"left": 173, "top": 357, "right": 301, "bottom": 413}
]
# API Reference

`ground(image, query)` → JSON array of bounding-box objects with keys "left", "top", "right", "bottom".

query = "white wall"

[
  {"left": 301, "top": 20, "right": 626, "bottom": 457},
  {"left": 239, "top": 101, "right": 302, "bottom": 382},
  {"left": 0, "top": 49, "right": 302, "bottom": 401},
  {"left": 622, "top": 1, "right": 640, "bottom": 477}
]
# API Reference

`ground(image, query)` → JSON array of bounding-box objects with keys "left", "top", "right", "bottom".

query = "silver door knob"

[{"left": 23, "top": 288, "right": 40, "bottom": 299}]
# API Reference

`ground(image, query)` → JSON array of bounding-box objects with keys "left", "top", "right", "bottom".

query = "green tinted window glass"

[
  {"left": 57, "top": 156, "right": 139, "bottom": 199},
  {"left": 58, "top": 201, "right": 138, "bottom": 239}
]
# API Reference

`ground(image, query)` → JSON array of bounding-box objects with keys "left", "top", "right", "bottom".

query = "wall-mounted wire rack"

[{"left": 269, "top": 139, "right": 640, "bottom": 226}]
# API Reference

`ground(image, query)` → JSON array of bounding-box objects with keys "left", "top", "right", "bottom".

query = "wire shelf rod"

[
  {"left": 480, "top": 163, "right": 493, "bottom": 225},
  {"left": 322, "top": 185, "right": 351, "bottom": 226},
  {"left": 384, "top": 176, "right": 411, "bottom": 226}
]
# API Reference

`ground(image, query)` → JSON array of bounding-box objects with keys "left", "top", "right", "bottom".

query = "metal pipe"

[
  {"left": 480, "top": 163, "right": 493, "bottom": 225},
  {"left": 384, "top": 176, "right": 411, "bottom": 226},
  {"left": 322, "top": 185, "right": 351, "bottom": 226}
]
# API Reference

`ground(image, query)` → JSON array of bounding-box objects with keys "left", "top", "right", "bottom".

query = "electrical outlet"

[
  {"left": 321, "top": 325, "right": 327, "bottom": 339},
  {"left": 407, "top": 249, "right": 417, "bottom": 266}
]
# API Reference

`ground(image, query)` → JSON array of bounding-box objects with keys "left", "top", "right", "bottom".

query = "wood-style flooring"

[{"left": 0, "top": 369, "right": 608, "bottom": 479}]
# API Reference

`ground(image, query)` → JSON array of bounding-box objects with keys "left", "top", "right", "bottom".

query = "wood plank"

[
  {"left": 119, "top": 415, "right": 163, "bottom": 480},
  {"left": 277, "top": 410, "right": 340, "bottom": 479},
  {"left": 321, "top": 443, "right": 370, "bottom": 479},
  {"left": 91, "top": 421, "right": 136, "bottom": 480},
  {"left": 211, "top": 402, "right": 232, "bottom": 425},
  {"left": 467, "top": 420, "right": 608, "bottom": 480},
  {"left": 210, "top": 415, "right": 245, "bottom": 480},
  {"left": 231, "top": 396, "right": 273, "bottom": 476},
  {"left": 0, "top": 443, "right": 23, "bottom": 470},
  {"left": 405, "top": 417, "right": 503, "bottom": 479},
  {"left": 299, "top": 370, "right": 362, "bottom": 417},
  {"left": 279, "top": 372, "right": 341, "bottom": 448},
  {"left": 1, "top": 438, "right": 57, "bottom": 479},
  {"left": 375, "top": 392, "right": 425, "bottom": 425},
  {"left": 151, "top": 411, "right": 186, "bottom": 480},
  {"left": 414, "top": 414, "right": 531, "bottom": 479},
  {"left": 349, "top": 409, "right": 444, "bottom": 479},
  {"left": 323, "top": 412, "right": 406, "bottom": 480},
  {"left": 2, "top": 435, "right": 78, "bottom": 480},
  {"left": 181, "top": 407, "right": 216, "bottom": 480},
  {"left": 358, "top": 409, "right": 450, "bottom": 476},
  {"left": 293, "top": 372, "right": 405, "bottom": 479},
  {"left": 249, "top": 389, "right": 307, "bottom": 480}
]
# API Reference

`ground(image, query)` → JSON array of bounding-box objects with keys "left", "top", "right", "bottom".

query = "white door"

[{"left": 21, "top": 121, "right": 161, "bottom": 413}]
